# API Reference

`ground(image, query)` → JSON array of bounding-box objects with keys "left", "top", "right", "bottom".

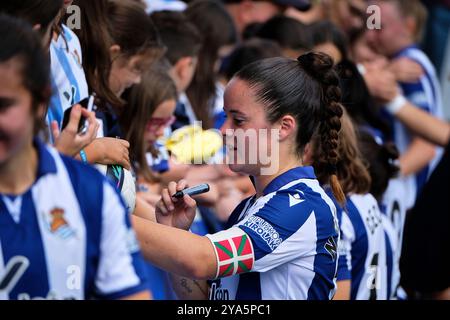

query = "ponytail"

[{"left": 298, "top": 52, "right": 345, "bottom": 205}]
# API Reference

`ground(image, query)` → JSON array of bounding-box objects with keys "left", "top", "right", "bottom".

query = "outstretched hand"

[
  {"left": 155, "top": 180, "right": 197, "bottom": 231},
  {"left": 53, "top": 104, "right": 99, "bottom": 157}
]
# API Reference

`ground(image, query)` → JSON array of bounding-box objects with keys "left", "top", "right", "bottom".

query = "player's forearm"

[
  {"left": 399, "top": 138, "right": 436, "bottom": 176},
  {"left": 396, "top": 102, "right": 450, "bottom": 147},
  {"left": 120, "top": 290, "right": 153, "bottom": 300},
  {"left": 131, "top": 215, "right": 217, "bottom": 280},
  {"left": 82, "top": 140, "right": 101, "bottom": 164},
  {"left": 168, "top": 274, "right": 209, "bottom": 300}
]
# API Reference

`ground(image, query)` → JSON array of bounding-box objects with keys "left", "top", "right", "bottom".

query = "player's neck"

[
  {"left": 0, "top": 139, "right": 38, "bottom": 195},
  {"left": 254, "top": 157, "right": 303, "bottom": 198}
]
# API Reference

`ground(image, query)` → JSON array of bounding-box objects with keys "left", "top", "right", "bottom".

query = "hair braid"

[{"left": 298, "top": 52, "right": 345, "bottom": 204}]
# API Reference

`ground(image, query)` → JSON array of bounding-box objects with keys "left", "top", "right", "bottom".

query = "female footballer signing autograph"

[{"left": 132, "top": 52, "right": 344, "bottom": 300}]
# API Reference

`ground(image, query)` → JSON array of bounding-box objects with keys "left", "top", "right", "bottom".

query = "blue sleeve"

[{"left": 401, "top": 82, "right": 431, "bottom": 113}]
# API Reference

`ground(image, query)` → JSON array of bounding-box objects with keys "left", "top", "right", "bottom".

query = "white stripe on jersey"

[
  {"left": 339, "top": 212, "right": 354, "bottom": 273},
  {"left": 257, "top": 213, "right": 317, "bottom": 300},
  {"left": 31, "top": 148, "right": 86, "bottom": 299},
  {"left": 349, "top": 194, "right": 386, "bottom": 300},
  {"left": 404, "top": 49, "right": 443, "bottom": 116},
  {"left": 381, "top": 214, "right": 400, "bottom": 300},
  {"left": 95, "top": 183, "right": 140, "bottom": 295}
]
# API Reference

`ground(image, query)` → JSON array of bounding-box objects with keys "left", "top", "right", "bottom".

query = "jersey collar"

[
  {"left": 392, "top": 44, "right": 419, "bottom": 59},
  {"left": 34, "top": 138, "right": 58, "bottom": 179},
  {"left": 262, "top": 166, "right": 316, "bottom": 196}
]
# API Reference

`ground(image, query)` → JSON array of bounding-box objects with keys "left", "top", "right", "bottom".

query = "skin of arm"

[
  {"left": 168, "top": 274, "right": 209, "bottom": 300},
  {"left": 83, "top": 138, "right": 131, "bottom": 170},
  {"left": 395, "top": 102, "right": 450, "bottom": 147},
  {"left": 131, "top": 215, "right": 217, "bottom": 280},
  {"left": 333, "top": 280, "right": 351, "bottom": 300},
  {"left": 399, "top": 136, "right": 436, "bottom": 176},
  {"left": 121, "top": 290, "right": 153, "bottom": 300}
]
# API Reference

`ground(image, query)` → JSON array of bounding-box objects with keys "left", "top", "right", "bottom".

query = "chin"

[{"left": 228, "top": 163, "right": 243, "bottom": 174}]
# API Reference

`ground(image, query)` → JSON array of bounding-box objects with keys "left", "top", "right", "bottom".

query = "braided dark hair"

[
  {"left": 235, "top": 52, "right": 345, "bottom": 204},
  {"left": 298, "top": 52, "right": 345, "bottom": 204}
]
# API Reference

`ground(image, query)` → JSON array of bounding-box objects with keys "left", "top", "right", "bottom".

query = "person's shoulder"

[
  {"left": 349, "top": 193, "right": 378, "bottom": 208},
  {"left": 61, "top": 24, "right": 80, "bottom": 46},
  {"left": 250, "top": 180, "right": 333, "bottom": 225},
  {"left": 277, "top": 179, "right": 336, "bottom": 214},
  {"left": 400, "top": 46, "right": 436, "bottom": 75}
]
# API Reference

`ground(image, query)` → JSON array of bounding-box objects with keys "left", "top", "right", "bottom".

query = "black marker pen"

[{"left": 172, "top": 184, "right": 210, "bottom": 198}]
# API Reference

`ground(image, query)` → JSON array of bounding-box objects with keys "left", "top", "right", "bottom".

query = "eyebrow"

[
  {"left": 224, "top": 107, "right": 246, "bottom": 116},
  {"left": 0, "top": 97, "right": 16, "bottom": 109}
]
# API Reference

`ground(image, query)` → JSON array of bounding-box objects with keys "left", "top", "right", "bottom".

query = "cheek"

[
  {"left": 144, "top": 130, "right": 155, "bottom": 145},
  {"left": 0, "top": 107, "right": 33, "bottom": 159},
  {"left": 0, "top": 107, "right": 30, "bottom": 135}
]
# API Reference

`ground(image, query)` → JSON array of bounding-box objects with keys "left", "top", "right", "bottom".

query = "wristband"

[
  {"left": 385, "top": 95, "right": 407, "bottom": 115},
  {"left": 79, "top": 149, "right": 88, "bottom": 163}
]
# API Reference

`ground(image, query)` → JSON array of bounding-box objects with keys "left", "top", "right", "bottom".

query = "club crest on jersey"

[{"left": 45, "top": 208, "right": 76, "bottom": 240}]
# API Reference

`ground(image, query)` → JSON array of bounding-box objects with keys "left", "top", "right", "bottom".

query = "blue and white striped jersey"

[
  {"left": 384, "top": 45, "right": 444, "bottom": 208},
  {"left": 207, "top": 167, "right": 340, "bottom": 300},
  {"left": 334, "top": 193, "right": 388, "bottom": 300},
  {"left": 381, "top": 214, "right": 400, "bottom": 300},
  {"left": 0, "top": 140, "right": 148, "bottom": 300},
  {"left": 146, "top": 142, "right": 170, "bottom": 174},
  {"left": 48, "top": 24, "right": 89, "bottom": 129}
]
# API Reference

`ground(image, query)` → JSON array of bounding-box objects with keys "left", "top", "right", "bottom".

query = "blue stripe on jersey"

[
  {"left": 62, "top": 25, "right": 73, "bottom": 42},
  {"left": 0, "top": 192, "right": 50, "bottom": 299},
  {"left": 263, "top": 166, "right": 316, "bottom": 195},
  {"left": 48, "top": 77, "right": 64, "bottom": 128},
  {"left": 52, "top": 44, "right": 81, "bottom": 106},
  {"left": 60, "top": 156, "right": 102, "bottom": 299},
  {"left": 235, "top": 272, "right": 261, "bottom": 300},
  {"left": 36, "top": 140, "right": 58, "bottom": 177},
  {"left": 345, "top": 199, "right": 369, "bottom": 301},
  {"left": 303, "top": 184, "right": 339, "bottom": 300},
  {"left": 384, "top": 231, "right": 393, "bottom": 299},
  {"left": 415, "top": 165, "right": 430, "bottom": 197},
  {"left": 401, "top": 82, "right": 431, "bottom": 111}
]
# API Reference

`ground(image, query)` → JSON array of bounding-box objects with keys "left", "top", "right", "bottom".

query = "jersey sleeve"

[
  {"left": 206, "top": 190, "right": 333, "bottom": 278},
  {"left": 94, "top": 182, "right": 148, "bottom": 299}
]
